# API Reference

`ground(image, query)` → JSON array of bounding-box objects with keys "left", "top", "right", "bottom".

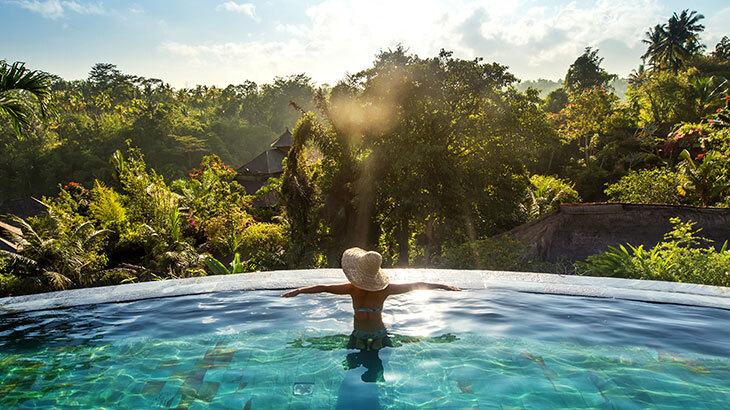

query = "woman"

[{"left": 281, "top": 247, "right": 461, "bottom": 352}]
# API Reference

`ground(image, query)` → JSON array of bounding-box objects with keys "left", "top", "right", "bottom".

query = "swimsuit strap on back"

[{"left": 353, "top": 306, "right": 382, "bottom": 312}]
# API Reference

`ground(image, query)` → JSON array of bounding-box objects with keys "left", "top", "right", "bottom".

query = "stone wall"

[{"left": 506, "top": 203, "right": 730, "bottom": 262}]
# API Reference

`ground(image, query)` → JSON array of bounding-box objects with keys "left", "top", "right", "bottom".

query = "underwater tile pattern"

[{"left": 1, "top": 330, "right": 730, "bottom": 409}]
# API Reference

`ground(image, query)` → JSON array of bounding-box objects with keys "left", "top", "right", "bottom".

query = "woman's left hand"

[{"left": 280, "top": 289, "right": 301, "bottom": 297}]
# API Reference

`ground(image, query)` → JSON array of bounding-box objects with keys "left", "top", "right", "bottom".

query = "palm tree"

[
  {"left": 0, "top": 60, "right": 52, "bottom": 138},
  {"left": 0, "top": 213, "right": 110, "bottom": 291},
  {"left": 628, "top": 64, "right": 647, "bottom": 87},
  {"left": 642, "top": 10, "right": 705, "bottom": 72},
  {"left": 661, "top": 10, "right": 705, "bottom": 71},
  {"left": 641, "top": 24, "right": 666, "bottom": 70}
]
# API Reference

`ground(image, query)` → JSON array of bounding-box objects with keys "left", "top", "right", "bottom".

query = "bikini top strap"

[{"left": 353, "top": 306, "right": 382, "bottom": 312}]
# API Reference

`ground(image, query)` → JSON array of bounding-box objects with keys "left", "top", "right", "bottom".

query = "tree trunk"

[{"left": 396, "top": 217, "right": 410, "bottom": 266}]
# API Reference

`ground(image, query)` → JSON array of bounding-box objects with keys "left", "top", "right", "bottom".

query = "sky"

[{"left": 1, "top": 0, "right": 729, "bottom": 88}]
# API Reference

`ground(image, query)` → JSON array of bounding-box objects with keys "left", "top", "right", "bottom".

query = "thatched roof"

[
  {"left": 0, "top": 197, "right": 47, "bottom": 220},
  {"left": 270, "top": 129, "right": 293, "bottom": 149},
  {"left": 236, "top": 149, "right": 286, "bottom": 176},
  {"left": 506, "top": 203, "right": 730, "bottom": 262}
]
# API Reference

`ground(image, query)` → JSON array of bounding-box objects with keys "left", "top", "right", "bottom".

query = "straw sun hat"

[{"left": 341, "top": 247, "right": 389, "bottom": 291}]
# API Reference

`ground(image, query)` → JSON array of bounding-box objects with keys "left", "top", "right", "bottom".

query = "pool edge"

[{"left": 1, "top": 269, "right": 729, "bottom": 313}]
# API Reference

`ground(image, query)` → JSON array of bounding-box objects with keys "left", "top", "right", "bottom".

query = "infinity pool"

[{"left": 1, "top": 287, "right": 730, "bottom": 409}]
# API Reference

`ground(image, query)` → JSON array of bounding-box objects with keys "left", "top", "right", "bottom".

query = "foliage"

[
  {"left": 0, "top": 142, "right": 297, "bottom": 296},
  {"left": 0, "top": 211, "right": 110, "bottom": 292},
  {"left": 204, "top": 207, "right": 254, "bottom": 257},
  {"left": 5, "top": 20, "right": 730, "bottom": 293},
  {"left": 625, "top": 69, "right": 696, "bottom": 127},
  {"left": 712, "top": 36, "right": 730, "bottom": 61},
  {"left": 171, "top": 154, "right": 248, "bottom": 244},
  {"left": 577, "top": 218, "right": 730, "bottom": 287},
  {"left": 438, "top": 236, "right": 558, "bottom": 273},
  {"left": 543, "top": 88, "right": 569, "bottom": 113},
  {"left": 642, "top": 10, "right": 705, "bottom": 72},
  {"left": 548, "top": 86, "right": 652, "bottom": 200},
  {"left": 277, "top": 47, "right": 557, "bottom": 266},
  {"left": 204, "top": 253, "right": 246, "bottom": 275},
  {"left": 564, "top": 48, "right": 617, "bottom": 92},
  {"left": 605, "top": 167, "right": 691, "bottom": 205},
  {"left": 0, "top": 60, "right": 53, "bottom": 138},
  {"left": 676, "top": 149, "right": 729, "bottom": 206},
  {"left": 522, "top": 175, "right": 580, "bottom": 220},
  {"left": 89, "top": 181, "right": 127, "bottom": 229},
  {"left": 662, "top": 122, "right": 714, "bottom": 161},
  {"left": 238, "top": 223, "right": 287, "bottom": 271},
  {"left": 0, "top": 63, "right": 315, "bottom": 201},
  {"left": 280, "top": 114, "right": 321, "bottom": 267}
]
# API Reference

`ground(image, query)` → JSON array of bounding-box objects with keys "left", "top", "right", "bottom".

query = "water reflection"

[{"left": 288, "top": 330, "right": 459, "bottom": 383}]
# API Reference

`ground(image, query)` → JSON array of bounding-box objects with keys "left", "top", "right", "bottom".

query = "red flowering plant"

[
  {"left": 707, "top": 95, "right": 729, "bottom": 129},
  {"left": 662, "top": 123, "right": 713, "bottom": 162},
  {"left": 553, "top": 87, "right": 618, "bottom": 163},
  {"left": 49, "top": 181, "right": 92, "bottom": 216},
  {"left": 171, "top": 155, "right": 249, "bottom": 244},
  {"left": 204, "top": 207, "right": 254, "bottom": 257}
]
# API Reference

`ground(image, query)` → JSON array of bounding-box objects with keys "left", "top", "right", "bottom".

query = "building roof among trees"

[
  {"left": 0, "top": 197, "right": 47, "bottom": 220},
  {"left": 270, "top": 129, "right": 293, "bottom": 149},
  {"left": 236, "top": 149, "right": 286, "bottom": 176}
]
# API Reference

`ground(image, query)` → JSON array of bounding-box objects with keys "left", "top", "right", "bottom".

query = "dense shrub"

[
  {"left": 239, "top": 223, "right": 288, "bottom": 271},
  {"left": 438, "top": 236, "right": 559, "bottom": 273},
  {"left": 605, "top": 168, "right": 692, "bottom": 204},
  {"left": 576, "top": 218, "right": 730, "bottom": 287},
  {"left": 0, "top": 145, "right": 293, "bottom": 296}
]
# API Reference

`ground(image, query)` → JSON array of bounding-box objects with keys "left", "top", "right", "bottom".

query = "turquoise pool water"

[{"left": 1, "top": 288, "right": 729, "bottom": 408}]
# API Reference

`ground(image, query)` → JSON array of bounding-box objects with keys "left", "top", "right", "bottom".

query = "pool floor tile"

[{"left": 141, "top": 380, "right": 166, "bottom": 395}]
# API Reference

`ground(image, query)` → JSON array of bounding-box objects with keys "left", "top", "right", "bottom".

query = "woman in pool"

[{"left": 281, "top": 247, "right": 460, "bottom": 352}]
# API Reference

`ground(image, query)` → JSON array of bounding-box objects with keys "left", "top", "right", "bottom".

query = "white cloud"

[
  {"left": 216, "top": 1, "right": 259, "bottom": 22},
  {"left": 160, "top": 0, "right": 688, "bottom": 85},
  {"left": 704, "top": 7, "right": 730, "bottom": 46},
  {"left": 12, "top": 0, "right": 105, "bottom": 19},
  {"left": 13, "top": 0, "right": 64, "bottom": 19},
  {"left": 62, "top": 1, "right": 103, "bottom": 15}
]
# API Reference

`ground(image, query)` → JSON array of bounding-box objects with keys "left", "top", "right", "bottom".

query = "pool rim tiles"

[{"left": 1, "top": 268, "right": 729, "bottom": 314}]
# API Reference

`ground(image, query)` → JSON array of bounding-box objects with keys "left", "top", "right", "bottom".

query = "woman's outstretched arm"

[
  {"left": 386, "top": 282, "right": 461, "bottom": 295},
  {"left": 280, "top": 283, "right": 352, "bottom": 297}
]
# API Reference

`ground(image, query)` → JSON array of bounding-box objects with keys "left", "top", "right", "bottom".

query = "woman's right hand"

[{"left": 280, "top": 289, "right": 301, "bottom": 298}]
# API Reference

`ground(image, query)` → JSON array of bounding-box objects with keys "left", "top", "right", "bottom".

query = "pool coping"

[{"left": 2, "top": 269, "right": 729, "bottom": 314}]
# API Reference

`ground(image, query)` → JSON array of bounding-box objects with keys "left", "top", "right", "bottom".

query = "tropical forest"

[{"left": 2, "top": 9, "right": 730, "bottom": 296}]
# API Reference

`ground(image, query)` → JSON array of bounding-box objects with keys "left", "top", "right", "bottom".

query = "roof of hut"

[
  {"left": 270, "top": 129, "right": 293, "bottom": 149},
  {"left": 235, "top": 149, "right": 286, "bottom": 176}
]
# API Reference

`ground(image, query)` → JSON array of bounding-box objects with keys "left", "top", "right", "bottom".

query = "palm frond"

[
  {"left": 0, "top": 249, "right": 39, "bottom": 272},
  {"left": 43, "top": 270, "right": 72, "bottom": 290}
]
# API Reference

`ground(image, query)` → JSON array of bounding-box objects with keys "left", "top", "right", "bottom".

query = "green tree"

[
  {"left": 564, "top": 48, "right": 617, "bottom": 92},
  {"left": 543, "top": 88, "right": 569, "bottom": 113},
  {"left": 303, "top": 48, "right": 552, "bottom": 265}
]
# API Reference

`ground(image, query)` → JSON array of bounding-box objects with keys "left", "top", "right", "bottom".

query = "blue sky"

[{"left": 2, "top": 0, "right": 729, "bottom": 87}]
